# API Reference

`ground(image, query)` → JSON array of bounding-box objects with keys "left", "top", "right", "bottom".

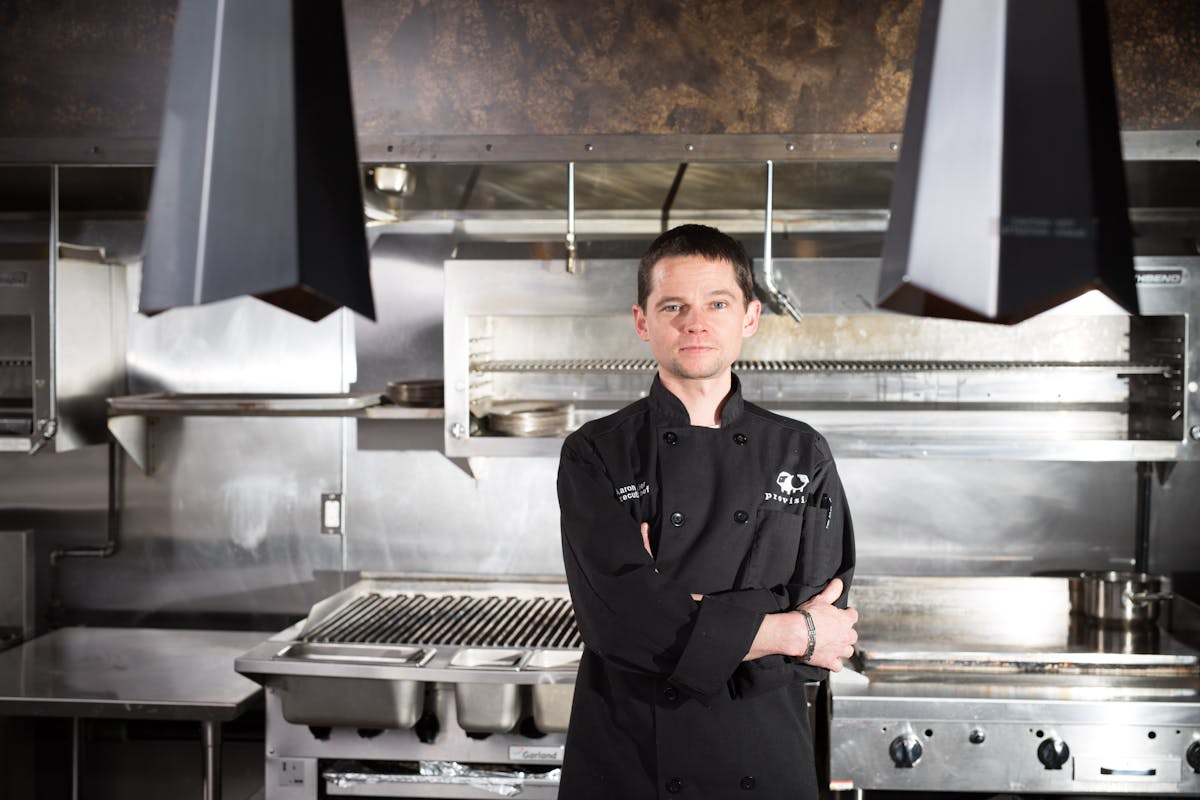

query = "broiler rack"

[
  {"left": 300, "top": 592, "right": 581, "bottom": 650},
  {"left": 473, "top": 358, "right": 1173, "bottom": 375},
  {"left": 235, "top": 577, "right": 583, "bottom": 685}
]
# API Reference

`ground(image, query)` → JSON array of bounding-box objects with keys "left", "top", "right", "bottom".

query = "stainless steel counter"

[
  {"left": 0, "top": 626, "right": 267, "bottom": 718},
  {"left": 0, "top": 627, "right": 270, "bottom": 800}
]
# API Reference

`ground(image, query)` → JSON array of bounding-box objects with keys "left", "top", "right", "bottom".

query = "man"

[{"left": 557, "top": 224, "right": 858, "bottom": 799}]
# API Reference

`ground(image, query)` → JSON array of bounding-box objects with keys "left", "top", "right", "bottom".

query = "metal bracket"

[{"left": 107, "top": 414, "right": 153, "bottom": 474}]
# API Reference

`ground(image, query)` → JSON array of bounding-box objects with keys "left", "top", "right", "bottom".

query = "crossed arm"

[{"left": 639, "top": 521, "right": 858, "bottom": 671}]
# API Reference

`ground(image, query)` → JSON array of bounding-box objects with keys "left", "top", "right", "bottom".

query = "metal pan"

[{"left": 1077, "top": 570, "right": 1172, "bottom": 628}]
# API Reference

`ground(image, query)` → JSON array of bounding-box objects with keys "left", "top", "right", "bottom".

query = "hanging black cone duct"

[
  {"left": 878, "top": 0, "right": 1137, "bottom": 324},
  {"left": 140, "top": 0, "right": 375, "bottom": 322}
]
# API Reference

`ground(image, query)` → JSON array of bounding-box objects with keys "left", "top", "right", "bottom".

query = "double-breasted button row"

[
  {"left": 666, "top": 777, "right": 684, "bottom": 793},
  {"left": 669, "top": 511, "right": 685, "bottom": 526}
]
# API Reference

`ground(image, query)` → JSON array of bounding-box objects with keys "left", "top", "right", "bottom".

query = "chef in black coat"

[{"left": 558, "top": 224, "right": 858, "bottom": 799}]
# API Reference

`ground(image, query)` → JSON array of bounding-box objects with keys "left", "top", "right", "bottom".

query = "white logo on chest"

[{"left": 775, "top": 471, "right": 810, "bottom": 494}]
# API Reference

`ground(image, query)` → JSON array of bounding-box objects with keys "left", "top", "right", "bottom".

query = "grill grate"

[
  {"left": 301, "top": 593, "right": 582, "bottom": 649},
  {"left": 473, "top": 358, "right": 1173, "bottom": 375}
]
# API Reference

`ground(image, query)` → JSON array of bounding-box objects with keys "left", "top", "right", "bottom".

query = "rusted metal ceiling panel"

[{"left": 0, "top": 0, "right": 1196, "bottom": 163}]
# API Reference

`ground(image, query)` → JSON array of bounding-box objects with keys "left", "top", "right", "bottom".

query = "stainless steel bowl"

[{"left": 1077, "top": 570, "right": 1172, "bottom": 628}]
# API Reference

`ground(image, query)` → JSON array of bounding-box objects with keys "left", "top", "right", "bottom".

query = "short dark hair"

[{"left": 637, "top": 224, "right": 755, "bottom": 309}]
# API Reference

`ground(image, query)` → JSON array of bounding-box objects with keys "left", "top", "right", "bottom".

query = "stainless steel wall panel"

[
  {"left": 838, "top": 459, "right": 1138, "bottom": 576},
  {"left": 351, "top": 234, "right": 450, "bottom": 392},
  {"left": 55, "top": 416, "right": 347, "bottom": 616},
  {"left": 125, "top": 265, "right": 353, "bottom": 394},
  {"left": 344, "top": 452, "right": 563, "bottom": 577}
]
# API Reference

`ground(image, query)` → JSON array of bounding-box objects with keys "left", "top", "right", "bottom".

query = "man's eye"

[
  {"left": 662, "top": 304, "right": 681, "bottom": 312},
  {"left": 712, "top": 301, "right": 728, "bottom": 310}
]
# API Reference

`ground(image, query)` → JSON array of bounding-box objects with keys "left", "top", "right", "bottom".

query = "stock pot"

[{"left": 1077, "top": 571, "right": 1172, "bottom": 627}]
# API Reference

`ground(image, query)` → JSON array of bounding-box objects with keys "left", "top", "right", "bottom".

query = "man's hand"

[{"left": 743, "top": 578, "right": 859, "bottom": 670}]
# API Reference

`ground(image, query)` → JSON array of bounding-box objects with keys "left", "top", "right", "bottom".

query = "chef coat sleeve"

[
  {"left": 559, "top": 436, "right": 764, "bottom": 700},
  {"left": 709, "top": 443, "right": 856, "bottom": 691}
]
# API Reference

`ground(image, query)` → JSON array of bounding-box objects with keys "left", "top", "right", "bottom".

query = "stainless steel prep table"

[{"left": 0, "top": 627, "right": 269, "bottom": 800}]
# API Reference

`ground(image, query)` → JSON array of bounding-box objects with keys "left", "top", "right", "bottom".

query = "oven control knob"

[
  {"left": 889, "top": 734, "right": 923, "bottom": 768},
  {"left": 1037, "top": 737, "right": 1070, "bottom": 770},
  {"left": 1186, "top": 740, "right": 1200, "bottom": 773}
]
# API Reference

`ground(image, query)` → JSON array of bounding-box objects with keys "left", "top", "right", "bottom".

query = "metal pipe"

[
  {"left": 31, "top": 166, "right": 60, "bottom": 455},
  {"left": 1134, "top": 461, "right": 1153, "bottom": 573},
  {"left": 661, "top": 162, "right": 688, "bottom": 232},
  {"left": 71, "top": 717, "right": 80, "bottom": 800},
  {"left": 50, "top": 437, "right": 121, "bottom": 564},
  {"left": 565, "top": 161, "right": 577, "bottom": 273},
  {"left": 202, "top": 720, "right": 222, "bottom": 800},
  {"left": 758, "top": 160, "right": 802, "bottom": 322}
]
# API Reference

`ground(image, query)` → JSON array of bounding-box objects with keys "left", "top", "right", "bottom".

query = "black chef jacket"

[{"left": 557, "top": 374, "right": 855, "bottom": 800}]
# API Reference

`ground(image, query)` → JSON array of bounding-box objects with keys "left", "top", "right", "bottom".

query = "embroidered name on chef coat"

[{"left": 614, "top": 481, "right": 651, "bottom": 503}]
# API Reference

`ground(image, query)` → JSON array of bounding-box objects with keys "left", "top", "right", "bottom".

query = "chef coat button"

[
  {"left": 666, "top": 777, "right": 684, "bottom": 793},
  {"left": 669, "top": 511, "right": 685, "bottom": 526},
  {"left": 663, "top": 686, "right": 679, "bottom": 701},
  {"left": 740, "top": 776, "right": 756, "bottom": 790},
  {"left": 663, "top": 431, "right": 678, "bottom": 445},
  {"left": 733, "top": 432, "right": 748, "bottom": 445},
  {"left": 733, "top": 510, "right": 749, "bottom": 524}
]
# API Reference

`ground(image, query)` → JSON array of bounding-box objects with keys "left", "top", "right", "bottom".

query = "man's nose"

[{"left": 679, "top": 307, "right": 708, "bottom": 331}]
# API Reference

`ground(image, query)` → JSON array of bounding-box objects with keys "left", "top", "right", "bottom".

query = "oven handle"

[{"left": 1100, "top": 766, "right": 1156, "bottom": 777}]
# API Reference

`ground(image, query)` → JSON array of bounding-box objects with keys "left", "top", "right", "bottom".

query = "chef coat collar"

[{"left": 648, "top": 372, "right": 745, "bottom": 427}]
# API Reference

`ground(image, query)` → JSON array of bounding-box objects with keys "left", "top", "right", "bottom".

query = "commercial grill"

[
  {"left": 828, "top": 576, "right": 1200, "bottom": 796},
  {"left": 236, "top": 575, "right": 581, "bottom": 800}
]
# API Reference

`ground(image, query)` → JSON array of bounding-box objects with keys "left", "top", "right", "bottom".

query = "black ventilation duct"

[
  {"left": 140, "top": 0, "right": 374, "bottom": 322},
  {"left": 878, "top": 0, "right": 1137, "bottom": 324}
]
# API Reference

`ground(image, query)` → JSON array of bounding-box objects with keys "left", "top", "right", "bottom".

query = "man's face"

[{"left": 632, "top": 255, "right": 761, "bottom": 384}]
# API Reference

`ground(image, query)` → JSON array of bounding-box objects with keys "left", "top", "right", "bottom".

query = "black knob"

[
  {"left": 1186, "top": 740, "right": 1200, "bottom": 773},
  {"left": 670, "top": 511, "right": 685, "bottom": 526},
  {"left": 889, "top": 734, "right": 923, "bottom": 768},
  {"left": 969, "top": 728, "right": 986, "bottom": 745},
  {"left": 1037, "top": 737, "right": 1070, "bottom": 770},
  {"left": 733, "top": 510, "right": 749, "bottom": 524},
  {"left": 733, "top": 432, "right": 748, "bottom": 445},
  {"left": 666, "top": 776, "right": 683, "bottom": 793},
  {"left": 663, "top": 431, "right": 678, "bottom": 445}
]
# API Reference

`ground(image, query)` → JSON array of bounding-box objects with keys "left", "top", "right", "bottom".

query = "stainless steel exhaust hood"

[
  {"left": 878, "top": 0, "right": 1138, "bottom": 324},
  {"left": 140, "top": 0, "right": 375, "bottom": 322}
]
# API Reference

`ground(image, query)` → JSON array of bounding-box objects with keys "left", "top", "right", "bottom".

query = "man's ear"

[
  {"left": 742, "top": 299, "right": 762, "bottom": 338},
  {"left": 632, "top": 304, "right": 651, "bottom": 341}
]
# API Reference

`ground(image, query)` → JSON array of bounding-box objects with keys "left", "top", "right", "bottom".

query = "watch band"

[{"left": 800, "top": 609, "right": 816, "bottom": 661}]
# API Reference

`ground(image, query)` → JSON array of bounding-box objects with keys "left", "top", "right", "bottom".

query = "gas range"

[{"left": 828, "top": 576, "right": 1200, "bottom": 795}]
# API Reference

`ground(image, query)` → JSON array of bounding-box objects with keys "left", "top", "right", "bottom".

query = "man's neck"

[{"left": 659, "top": 370, "right": 733, "bottom": 427}]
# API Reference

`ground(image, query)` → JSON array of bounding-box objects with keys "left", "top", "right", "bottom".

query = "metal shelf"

[{"left": 106, "top": 393, "right": 444, "bottom": 473}]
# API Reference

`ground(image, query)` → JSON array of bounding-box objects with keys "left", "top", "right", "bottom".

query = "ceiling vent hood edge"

[
  {"left": 139, "top": 0, "right": 374, "bottom": 323},
  {"left": 878, "top": 0, "right": 1138, "bottom": 325}
]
